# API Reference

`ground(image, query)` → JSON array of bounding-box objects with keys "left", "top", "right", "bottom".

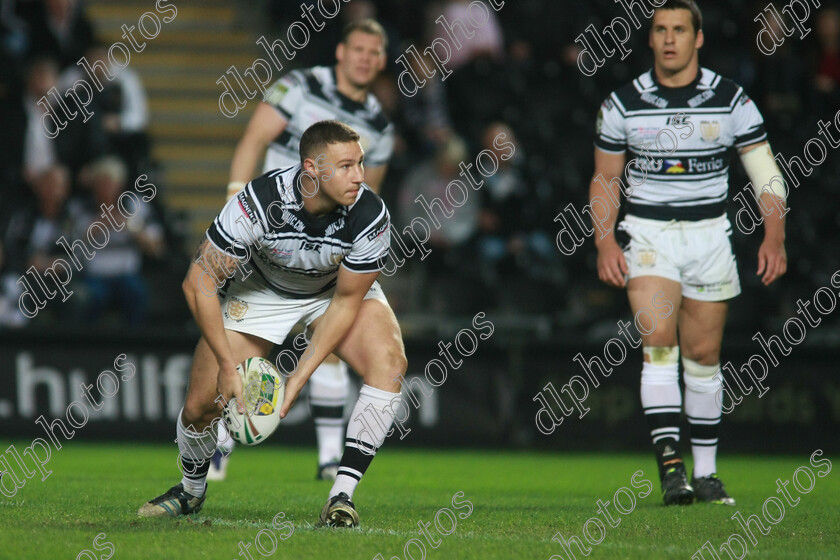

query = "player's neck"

[
  {"left": 301, "top": 186, "right": 338, "bottom": 216},
  {"left": 654, "top": 60, "right": 699, "bottom": 88},
  {"left": 334, "top": 66, "right": 368, "bottom": 103}
]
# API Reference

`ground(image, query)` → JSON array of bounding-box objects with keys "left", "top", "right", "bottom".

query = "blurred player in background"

[
  {"left": 589, "top": 0, "right": 787, "bottom": 505},
  {"left": 139, "top": 120, "right": 406, "bottom": 528},
  {"left": 212, "top": 19, "right": 394, "bottom": 481}
]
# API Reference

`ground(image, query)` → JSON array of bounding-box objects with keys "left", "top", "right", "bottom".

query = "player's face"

[
  {"left": 336, "top": 31, "right": 386, "bottom": 88},
  {"left": 313, "top": 141, "right": 365, "bottom": 207},
  {"left": 649, "top": 9, "right": 703, "bottom": 76}
]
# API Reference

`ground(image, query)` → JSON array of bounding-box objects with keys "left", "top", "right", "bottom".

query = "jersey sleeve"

[
  {"left": 594, "top": 95, "right": 627, "bottom": 153},
  {"left": 205, "top": 178, "right": 269, "bottom": 259},
  {"left": 342, "top": 203, "right": 390, "bottom": 274},
  {"left": 730, "top": 89, "right": 768, "bottom": 147},
  {"left": 263, "top": 71, "right": 305, "bottom": 121},
  {"left": 364, "top": 122, "right": 395, "bottom": 167}
]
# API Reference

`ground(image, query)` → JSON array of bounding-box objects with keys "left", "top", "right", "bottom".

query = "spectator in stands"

[
  {"left": 0, "top": 5, "right": 30, "bottom": 205},
  {"left": 61, "top": 43, "right": 151, "bottom": 178},
  {"left": 74, "top": 157, "right": 163, "bottom": 326},
  {"left": 751, "top": 7, "right": 806, "bottom": 138},
  {"left": 398, "top": 134, "right": 478, "bottom": 266},
  {"left": 0, "top": 165, "right": 76, "bottom": 325},
  {"left": 22, "top": 56, "right": 104, "bottom": 189},
  {"left": 426, "top": 0, "right": 504, "bottom": 71},
  {"left": 397, "top": 134, "right": 487, "bottom": 311},
  {"left": 812, "top": 6, "right": 840, "bottom": 114},
  {"left": 19, "top": 0, "right": 94, "bottom": 69},
  {"left": 22, "top": 56, "right": 61, "bottom": 184},
  {"left": 474, "top": 123, "right": 553, "bottom": 280},
  {"left": 401, "top": 49, "right": 453, "bottom": 156}
]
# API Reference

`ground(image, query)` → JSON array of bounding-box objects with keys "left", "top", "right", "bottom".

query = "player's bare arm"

[
  {"left": 182, "top": 237, "right": 246, "bottom": 407},
  {"left": 280, "top": 267, "right": 379, "bottom": 418},
  {"left": 590, "top": 148, "right": 630, "bottom": 288},
  {"left": 228, "top": 102, "right": 289, "bottom": 199},
  {"left": 738, "top": 141, "right": 788, "bottom": 286}
]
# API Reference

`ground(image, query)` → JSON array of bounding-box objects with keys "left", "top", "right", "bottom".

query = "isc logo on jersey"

[{"left": 664, "top": 159, "right": 685, "bottom": 173}]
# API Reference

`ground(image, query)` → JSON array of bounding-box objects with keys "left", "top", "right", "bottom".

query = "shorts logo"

[
  {"left": 700, "top": 121, "right": 721, "bottom": 143},
  {"left": 637, "top": 249, "right": 657, "bottom": 268},
  {"left": 226, "top": 296, "right": 249, "bottom": 322},
  {"left": 693, "top": 280, "right": 730, "bottom": 294}
]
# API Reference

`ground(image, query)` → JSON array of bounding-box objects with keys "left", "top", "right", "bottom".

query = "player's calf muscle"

[{"left": 182, "top": 341, "right": 225, "bottom": 427}]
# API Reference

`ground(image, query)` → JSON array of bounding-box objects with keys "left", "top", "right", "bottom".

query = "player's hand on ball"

[
  {"left": 757, "top": 237, "right": 787, "bottom": 286},
  {"left": 596, "top": 237, "right": 629, "bottom": 288},
  {"left": 217, "top": 361, "right": 245, "bottom": 413}
]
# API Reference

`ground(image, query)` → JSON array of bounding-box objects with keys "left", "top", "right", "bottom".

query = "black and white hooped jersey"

[
  {"left": 595, "top": 68, "right": 767, "bottom": 220},
  {"left": 206, "top": 165, "right": 391, "bottom": 298},
  {"left": 262, "top": 66, "right": 394, "bottom": 171}
]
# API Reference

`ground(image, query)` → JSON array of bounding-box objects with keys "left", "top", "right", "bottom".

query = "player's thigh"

[
  {"left": 328, "top": 299, "right": 406, "bottom": 393},
  {"left": 627, "top": 275, "right": 682, "bottom": 347},
  {"left": 678, "top": 297, "right": 728, "bottom": 364},
  {"left": 183, "top": 330, "right": 274, "bottom": 427}
]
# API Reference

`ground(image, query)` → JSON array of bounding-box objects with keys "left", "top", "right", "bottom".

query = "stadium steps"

[{"left": 84, "top": 0, "right": 263, "bottom": 241}]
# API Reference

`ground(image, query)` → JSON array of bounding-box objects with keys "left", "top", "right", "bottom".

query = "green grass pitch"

[{"left": 0, "top": 442, "right": 837, "bottom": 559}]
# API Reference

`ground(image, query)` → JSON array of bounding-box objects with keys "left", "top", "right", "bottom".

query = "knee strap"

[
  {"left": 643, "top": 346, "right": 679, "bottom": 367},
  {"left": 641, "top": 346, "right": 679, "bottom": 385},
  {"left": 682, "top": 358, "right": 721, "bottom": 393}
]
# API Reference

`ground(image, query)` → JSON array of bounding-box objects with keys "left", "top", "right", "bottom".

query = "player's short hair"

[
  {"left": 654, "top": 0, "right": 703, "bottom": 33},
  {"left": 340, "top": 18, "right": 388, "bottom": 51},
  {"left": 299, "top": 120, "right": 361, "bottom": 163}
]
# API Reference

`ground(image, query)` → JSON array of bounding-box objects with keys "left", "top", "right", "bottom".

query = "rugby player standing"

[{"left": 589, "top": 0, "right": 787, "bottom": 505}]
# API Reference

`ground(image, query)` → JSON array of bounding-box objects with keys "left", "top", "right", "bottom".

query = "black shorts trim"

[{"left": 626, "top": 201, "right": 726, "bottom": 221}]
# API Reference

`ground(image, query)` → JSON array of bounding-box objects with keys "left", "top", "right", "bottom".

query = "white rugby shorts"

[
  {"left": 618, "top": 214, "right": 741, "bottom": 301},
  {"left": 219, "top": 274, "right": 388, "bottom": 345}
]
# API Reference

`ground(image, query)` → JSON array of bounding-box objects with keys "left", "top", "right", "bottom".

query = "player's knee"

[
  {"left": 366, "top": 347, "right": 407, "bottom": 391},
  {"left": 680, "top": 341, "right": 719, "bottom": 366},
  {"left": 682, "top": 357, "right": 721, "bottom": 394},
  {"left": 641, "top": 327, "right": 678, "bottom": 348},
  {"left": 383, "top": 346, "right": 408, "bottom": 377},
  {"left": 183, "top": 396, "right": 220, "bottom": 428}
]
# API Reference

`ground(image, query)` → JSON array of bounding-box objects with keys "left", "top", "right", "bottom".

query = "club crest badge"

[
  {"left": 226, "top": 296, "right": 248, "bottom": 322},
  {"left": 700, "top": 121, "right": 721, "bottom": 143},
  {"left": 637, "top": 249, "right": 657, "bottom": 268}
]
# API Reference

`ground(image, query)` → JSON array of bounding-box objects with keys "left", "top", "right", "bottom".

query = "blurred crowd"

[
  {"left": 1, "top": 0, "right": 838, "bottom": 335},
  {"left": 0, "top": 0, "right": 184, "bottom": 328}
]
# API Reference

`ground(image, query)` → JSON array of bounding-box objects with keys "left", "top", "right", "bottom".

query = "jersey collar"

[
  {"left": 649, "top": 67, "right": 702, "bottom": 92},
  {"left": 331, "top": 66, "right": 369, "bottom": 111}
]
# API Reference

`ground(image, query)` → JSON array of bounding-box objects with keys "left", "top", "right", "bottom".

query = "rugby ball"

[{"left": 221, "top": 357, "right": 284, "bottom": 445}]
